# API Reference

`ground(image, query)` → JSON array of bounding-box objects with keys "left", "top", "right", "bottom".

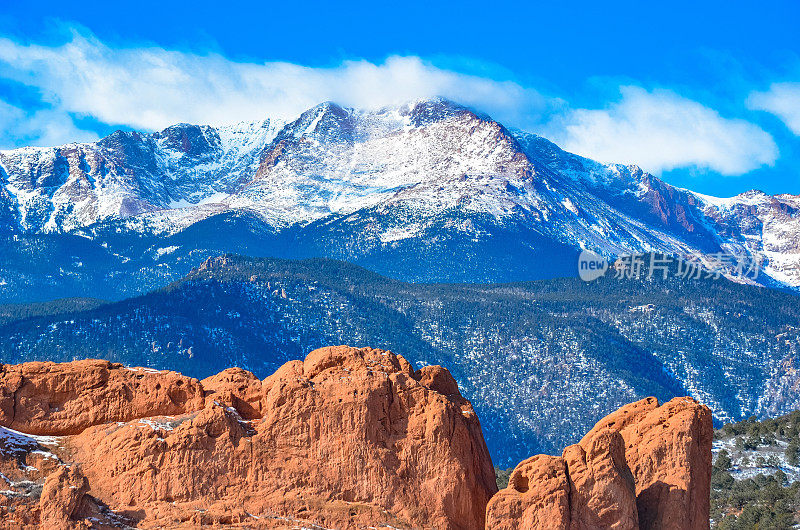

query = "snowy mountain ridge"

[{"left": 1, "top": 97, "right": 799, "bottom": 290}]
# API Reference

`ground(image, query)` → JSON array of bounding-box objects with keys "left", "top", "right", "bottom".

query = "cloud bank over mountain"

[
  {"left": 0, "top": 27, "right": 785, "bottom": 178},
  {"left": 551, "top": 86, "right": 778, "bottom": 175}
]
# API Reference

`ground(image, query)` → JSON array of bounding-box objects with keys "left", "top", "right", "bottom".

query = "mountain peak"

[
  {"left": 152, "top": 122, "right": 221, "bottom": 157},
  {"left": 278, "top": 100, "right": 355, "bottom": 143},
  {"left": 739, "top": 189, "right": 769, "bottom": 198},
  {"left": 312, "top": 100, "right": 347, "bottom": 112},
  {"left": 401, "top": 96, "right": 479, "bottom": 126},
  {"left": 2, "top": 98, "right": 800, "bottom": 290}
]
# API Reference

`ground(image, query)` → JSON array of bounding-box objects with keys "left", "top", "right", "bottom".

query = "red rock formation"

[
  {"left": 200, "top": 367, "right": 264, "bottom": 419},
  {"left": 486, "top": 396, "right": 712, "bottom": 530},
  {"left": 0, "top": 359, "right": 204, "bottom": 435},
  {"left": 0, "top": 350, "right": 712, "bottom": 530},
  {"left": 39, "top": 467, "right": 89, "bottom": 530},
  {"left": 581, "top": 396, "right": 713, "bottom": 530},
  {"left": 0, "top": 346, "right": 497, "bottom": 529},
  {"left": 485, "top": 454, "right": 571, "bottom": 529},
  {"left": 563, "top": 429, "right": 639, "bottom": 529}
]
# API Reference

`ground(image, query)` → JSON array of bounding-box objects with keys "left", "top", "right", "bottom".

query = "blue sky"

[{"left": 0, "top": 0, "right": 798, "bottom": 196}]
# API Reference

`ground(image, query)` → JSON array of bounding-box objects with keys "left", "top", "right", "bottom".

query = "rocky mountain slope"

[
  {"left": 0, "top": 349, "right": 709, "bottom": 529},
  {"left": 2, "top": 255, "right": 798, "bottom": 467},
  {"left": 1, "top": 98, "right": 799, "bottom": 303}
]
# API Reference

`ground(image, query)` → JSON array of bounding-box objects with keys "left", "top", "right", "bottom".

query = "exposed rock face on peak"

[
  {"left": 486, "top": 396, "right": 712, "bottom": 530},
  {"left": 0, "top": 346, "right": 497, "bottom": 529}
]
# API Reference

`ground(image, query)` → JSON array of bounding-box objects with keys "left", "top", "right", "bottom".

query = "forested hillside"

[
  {"left": 2, "top": 255, "right": 799, "bottom": 466},
  {"left": 712, "top": 411, "right": 800, "bottom": 528}
]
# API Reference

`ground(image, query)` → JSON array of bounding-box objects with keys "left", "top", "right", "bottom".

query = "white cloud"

[
  {"left": 747, "top": 82, "right": 800, "bottom": 135},
  {"left": 548, "top": 86, "right": 778, "bottom": 176},
  {"left": 0, "top": 29, "right": 548, "bottom": 132},
  {"left": 0, "top": 99, "right": 98, "bottom": 149},
  {"left": 0, "top": 29, "right": 780, "bottom": 177}
]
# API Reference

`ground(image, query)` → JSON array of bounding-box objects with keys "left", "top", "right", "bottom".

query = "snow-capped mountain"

[
  {"left": 1, "top": 97, "right": 799, "bottom": 299},
  {"left": 0, "top": 116, "right": 282, "bottom": 232}
]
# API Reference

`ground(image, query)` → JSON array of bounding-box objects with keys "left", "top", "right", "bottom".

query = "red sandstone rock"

[
  {"left": 39, "top": 466, "right": 89, "bottom": 530},
  {"left": 581, "top": 396, "right": 713, "bottom": 530},
  {"left": 565, "top": 428, "right": 638, "bottom": 529},
  {"left": 200, "top": 367, "right": 264, "bottom": 419},
  {"left": 0, "top": 359, "right": 204, "bottom": 435},
  {"left": 485, "top": 454, "right": 571, "bottom": 529},
  {"left": 486, "top": 396, "right": 712, "bottom": 530},
  {"left": 0, "top": 347, "right": 497, "bottom": 529},
  {"left": 0, "top": 352, "right": 712, "bottom": 530}
]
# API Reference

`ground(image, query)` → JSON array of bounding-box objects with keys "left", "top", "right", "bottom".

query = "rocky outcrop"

[
  {"left": 486, "top": 454, "right": 572, "bottom": 529},
  {"left": 0, "top": 359, "right": 204, "bottom": 435},
  {"left": 0, "top": 346, "right": 497, "bottom": 529},
  {"left": 486, "top": 396, "right": 712, "bottom": 530},
  {"left": 563, "top": 429, "right": 639, "bottom": 529},
  {"left": 581, "top": 396, "right": 713, "bottom": 529},
  {"left": 0, "top": 349, "right": 712, "bottom": 530},
  {"left": 39, "top": 467, "right": 89, "bottom": 530},
  {"left": 200, "top": 366, "right": 264, "bottom": 419}
]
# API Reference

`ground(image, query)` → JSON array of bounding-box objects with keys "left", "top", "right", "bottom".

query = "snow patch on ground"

[
  {"left": 138, "top": 419, "right": 175, "bottom": 432},
  {"left": 379, "top": 224, "right": 422, "bottom": 243},
  {"left": 155, "top": 246, "right": 180, "bottom": 258},
  {"left": 0, "top": 427, "right": 60, "bottom": 449}
]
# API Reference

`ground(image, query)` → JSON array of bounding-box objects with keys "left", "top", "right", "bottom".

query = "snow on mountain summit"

[{"left": 1, "top": 97, "right": 799, "bottom": 289}]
